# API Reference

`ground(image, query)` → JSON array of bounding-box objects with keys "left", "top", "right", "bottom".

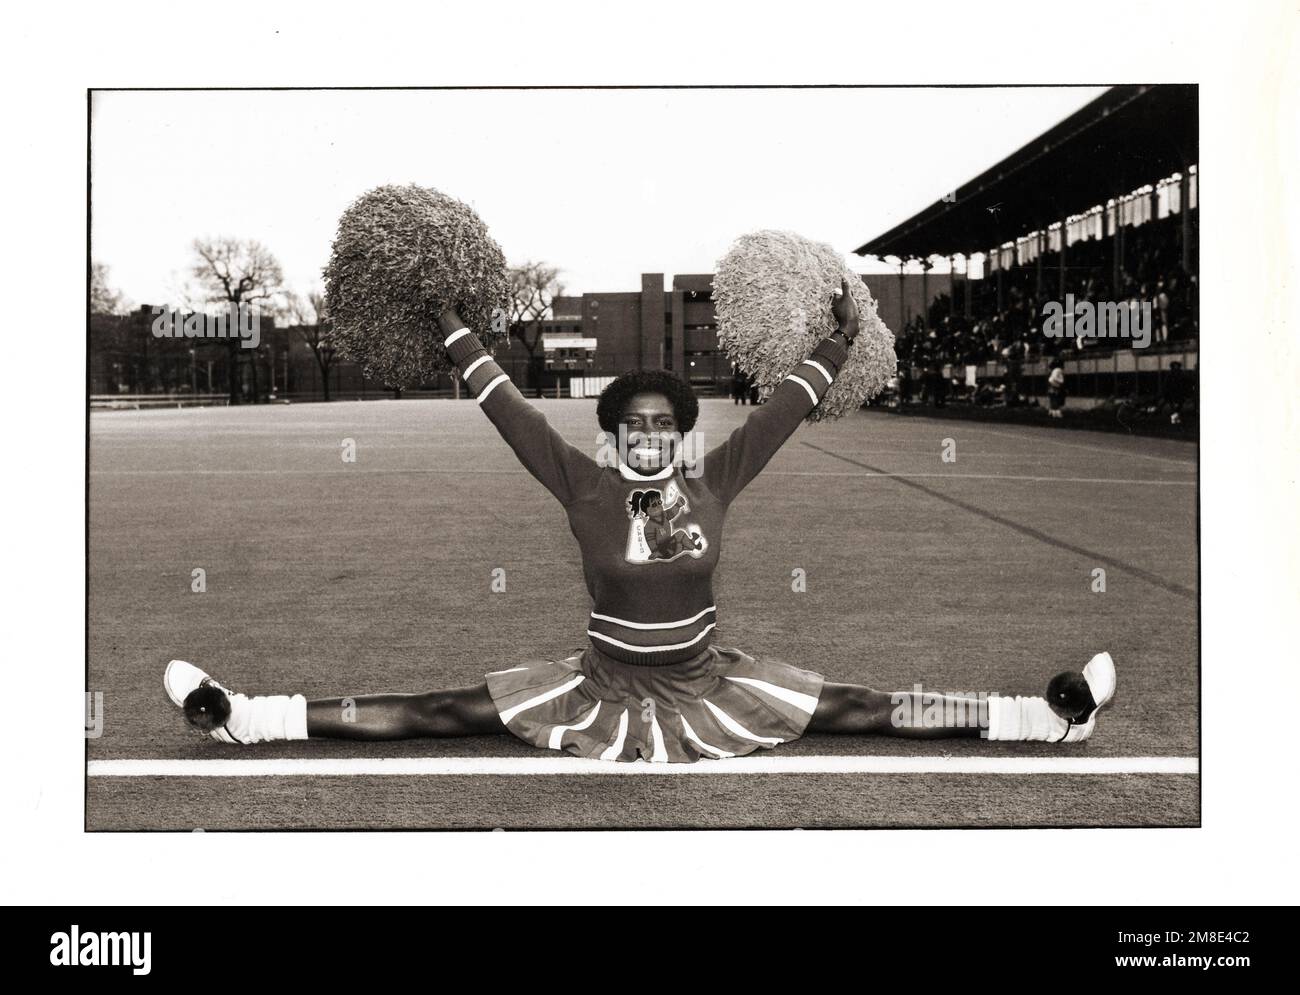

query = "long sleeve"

[
  {"left": 700, "top": 335, "right": 850, "bottom": 504},
  {"left": 444, "top": 326, "right": 600, "bottom": 506}
]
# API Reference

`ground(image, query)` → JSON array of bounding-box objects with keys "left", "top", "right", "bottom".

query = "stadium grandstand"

[{"left": 855, "top": 84, "right": 1197, "bottom": 422}]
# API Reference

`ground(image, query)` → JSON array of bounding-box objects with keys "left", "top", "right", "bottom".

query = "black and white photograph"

[
  {"left": 86, "top": 82, "right": 1198, "bottom": 830},
  {"left": 3, "top": 0, "right": 1298, "bottom": 925}
]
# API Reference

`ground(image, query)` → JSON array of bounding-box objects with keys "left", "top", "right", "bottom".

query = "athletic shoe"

[
  {"left": 1049, "top": 651, "right": 1117, "bottom": 743},
  {"left": 164, "top": 659, "right": 244, "bottom": 743}
]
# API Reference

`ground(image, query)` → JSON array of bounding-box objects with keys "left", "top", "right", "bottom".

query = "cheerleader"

[{"left": 165, "top": 282, "right": 1114, "bottom": 760}]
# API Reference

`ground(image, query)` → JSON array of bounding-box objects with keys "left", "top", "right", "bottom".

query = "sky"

[{"left": 90, "top": 86, "right": 1108, "bottom": 308}]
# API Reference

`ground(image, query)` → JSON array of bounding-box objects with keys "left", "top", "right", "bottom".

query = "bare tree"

[
  {"left": 508, "top": 261, "right": 564, "bottom": 359},
  {"left": 289, "top": 290, "right": 339, "bottom": 402},
  {"left": 188, "top": 237, "right": 286, "bottom": 403},
  {"left": 90, "top": 261, "right": 129, "bottom": 316}
]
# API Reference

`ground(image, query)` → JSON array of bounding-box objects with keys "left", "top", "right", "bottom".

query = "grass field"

[{"left": 87, "top": 397, "right": 1199, "bottom": 829}]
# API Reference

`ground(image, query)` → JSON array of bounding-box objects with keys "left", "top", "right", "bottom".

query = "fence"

[
  {"left": 90, "top": 325, "right": 735, "bottom": 404},
  {"left": 90, "top": 393, "right": 232, "bottom": 410},
  {"left": 906, "top": 344, "right": 1198, "bottom": 406}
]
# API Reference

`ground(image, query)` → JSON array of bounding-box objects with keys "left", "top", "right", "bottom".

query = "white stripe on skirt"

[
  {"left": 648, "top": 714, "right": 668, "bottom": 763},
  {"left": 548, "top": 701, "right": 603, "bottom": 751},
  {"left": 726, "top": 675, "right": 819, "bottom": 716},
  {"left": 499, "top": 674, "right": 585, "bottom": 724},
  {"left": 599, "top": 709, "right": 630, "bottom": 761},
  {"left": 703, "top": 699, "right": 783, "bottom": 745},
  {"left": 679, "top": 712, "right": 735, "bottom": 759}
]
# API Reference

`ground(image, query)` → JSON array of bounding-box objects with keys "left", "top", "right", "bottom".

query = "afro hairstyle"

[{"left": 596, "top": 369, "right": 699, "bottom": 435}]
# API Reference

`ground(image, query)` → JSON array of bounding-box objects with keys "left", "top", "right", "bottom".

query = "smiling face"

[{"left": 619, "top": 391, "right": 678, "bottom": 474}]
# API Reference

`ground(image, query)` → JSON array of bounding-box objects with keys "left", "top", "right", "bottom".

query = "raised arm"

[
  {"left": 701, "top": 279, "right": 859, "bottom": 504},
  {"left": 439, "top": 308, "right": 600, "bottom": 506}
]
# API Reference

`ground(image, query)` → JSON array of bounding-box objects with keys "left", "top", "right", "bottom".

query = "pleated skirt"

[{"left": 485, "top": 644, "right": 824, "bottom": 763}]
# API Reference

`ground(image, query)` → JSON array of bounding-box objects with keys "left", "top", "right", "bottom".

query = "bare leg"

[
  {"left": 306, "top": 683, "right": 505, "bottom": 740},
  {"left": 809, "top": 682, "right": 984, "bottom": 738}
]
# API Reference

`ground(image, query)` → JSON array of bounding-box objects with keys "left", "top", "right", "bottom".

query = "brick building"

[
  {"left": 535, "top": 271, "right": 946, "bottom": 392},
  {"left": 91, "top": 274, "right": 948, "bottom": 403}
]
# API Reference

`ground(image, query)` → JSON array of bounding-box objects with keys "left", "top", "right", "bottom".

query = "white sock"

[
  {"left": 227, "top": 693, "right": 309, "bottom": 743},
  {"left": 985, "top": 695, "right": 1068, "bottom": 742}
]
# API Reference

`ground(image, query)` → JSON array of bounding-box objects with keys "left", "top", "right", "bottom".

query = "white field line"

[
  {"left": 763, "top": 472, "right": 1195, "bottom": 485},
  {"left": 90, "top": 468, "right": 527, "bottom": 476},
  {"left": 968, "top": 426, "right": 1198, "bottom": 468},
  {"left": 88, "top": 755, "right": 1199, "bottom": 777},
  {"left": 89, "top": 468, "right": 1194, "bottom": 486}
]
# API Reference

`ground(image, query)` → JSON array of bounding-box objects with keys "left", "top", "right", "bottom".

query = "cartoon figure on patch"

[{"left": 624, "top": 480, "right": 708, "bottom": 563}]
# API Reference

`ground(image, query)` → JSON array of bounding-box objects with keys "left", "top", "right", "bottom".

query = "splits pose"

[{"left": 165, "top": 283, "right": 1116, "bottom": 762}]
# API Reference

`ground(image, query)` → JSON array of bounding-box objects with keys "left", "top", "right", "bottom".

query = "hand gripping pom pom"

[
  {"left": 183, "top": 684, "right": 232, "bottom": 733},
  {"left": 323, "top": 184, "right": 512, "bottom": 388},
  {"left": 712, "top": 230, "right": 897, "bottom": 422},
  {"left": 1046, "top": 671, "right": 1097, "bottom": 722}
]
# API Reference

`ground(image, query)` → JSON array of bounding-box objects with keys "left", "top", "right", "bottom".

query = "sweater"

[{"left": 444, "top": 325, "right": 849, "bottom": 666}]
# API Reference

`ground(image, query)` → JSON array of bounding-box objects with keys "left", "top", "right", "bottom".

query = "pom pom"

[
  {"left": 713, "top": 230, "right": 897, "bottom": 422},
  {"left": 323, "top": 184, "right": 512, "bottom": 388},
  {"left": 1046, "top": 671, "right": 1097, "bottom": 722},
  {"left": 183, "top": 684, "right": 231, "bottom": 733}
]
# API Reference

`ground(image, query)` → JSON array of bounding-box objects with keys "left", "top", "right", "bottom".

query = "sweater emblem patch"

[{"left": 624, "top": 480, "right": 708, "bottom": 564}]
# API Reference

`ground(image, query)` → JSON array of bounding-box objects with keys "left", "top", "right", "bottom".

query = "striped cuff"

[
  {"left": 444, "top": 327, "right": 511, "bottom": 402},
  {"left": 443, "top": 325, "right": 483, "bottom": 366},
  {"left": 810, "top": 334, "right": 849, "bottom": 372},
  {"left": 781, "top": 335, "right": 848, "bottom": 406}
]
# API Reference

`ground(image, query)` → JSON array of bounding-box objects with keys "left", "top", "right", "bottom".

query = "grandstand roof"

[{"left": 854, "top": 85, "right": 1198, "bottom": 259}]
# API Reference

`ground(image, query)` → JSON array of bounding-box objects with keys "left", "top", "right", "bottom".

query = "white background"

[{"left": 2, "top": 0, "right": 1297, "bottom": 905}]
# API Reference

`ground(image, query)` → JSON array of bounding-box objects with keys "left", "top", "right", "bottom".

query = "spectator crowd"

[{"left": 895, "top": 212, "right": 1198, "bottom": 375}]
